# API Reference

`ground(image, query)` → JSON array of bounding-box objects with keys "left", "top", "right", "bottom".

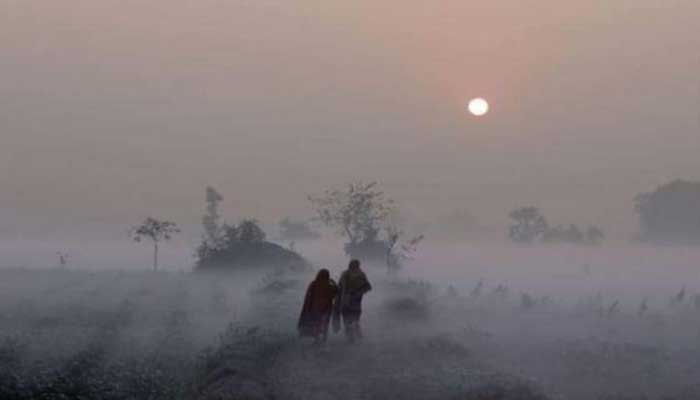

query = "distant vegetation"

[
  {"left": 309, "top": 181, "right": 423, "bottom": 272},
  {"left": 129, "top": 217, "right": 180, "bottom": 270},
  {"left": 508, "top": 207, "right": 549, "bottom": 244},
  {"left": 195, "top": 187, "right": 308, "bottom": 272},
  {"left": 508, "top": 206, "right": 604, "bottom": 245},
  {"left": 542, "top": 224, "right": 604, "bottom": 245},
  {"left": 635, "top": 179, "right": 700, "bottom": 244}
]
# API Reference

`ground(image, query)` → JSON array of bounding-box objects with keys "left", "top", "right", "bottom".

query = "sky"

[{"left": 1, "top": 0, "right": 699, "bottom": 240}]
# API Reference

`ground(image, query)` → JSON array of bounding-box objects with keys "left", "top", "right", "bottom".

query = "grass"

[{"left": 0, "top": 267, "right": 699, "bottom": 400}]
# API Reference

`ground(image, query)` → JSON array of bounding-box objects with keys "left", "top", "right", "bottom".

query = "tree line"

[{"left": 127, "top": 179, "right": 700, "bottom": 271}]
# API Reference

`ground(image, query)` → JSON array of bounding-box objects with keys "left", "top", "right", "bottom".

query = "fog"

[
  {"left": 2, "top": 0, "right": 700, "bottom": 238},
  {"left": 1, "top": 240, "right": 700, "bottom": 399},
  {"left": 3, "top": 0, "right": 700, "bottom": 398}
]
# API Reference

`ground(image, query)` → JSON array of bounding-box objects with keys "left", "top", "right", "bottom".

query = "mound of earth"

[{"left": 196, "top": 241, "right": 310, "bottom": 272}]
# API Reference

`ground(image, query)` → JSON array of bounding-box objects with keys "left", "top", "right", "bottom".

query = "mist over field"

[
  {"left": 2, "top": 236, "right": 700, "bottom": 399},
  {"left": 3, "top": 0, "right": 700, "bottom": 399}
]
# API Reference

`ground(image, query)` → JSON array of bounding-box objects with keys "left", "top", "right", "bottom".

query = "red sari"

[{"left": 298, "top": 272, "right": 338, "bottom": 341}]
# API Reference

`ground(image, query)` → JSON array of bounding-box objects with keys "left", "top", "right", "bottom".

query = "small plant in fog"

[
  {"left": 638, "top": 297, "right": 649, "bottom": 316},
  {"left": 508, "top": 207, "right": 548, "bottom": 244},
  {"left": 491, "top": 284, "right": 510, "bottom": 300},
  {"left": 385, "top": 223, "right": 424, "bottom": 273},
  {"left": 542, "top": 223, "right": 584, "bottom": 244},
  {"left": 606, "top": 300, "right": 620, "bottom": 317},
  {"left": 129, "top": 217, "right": 180, "bottom": 271},
  {"left": 521, "top": 292, "right": 535, "bottom": 309},
  {"left": 253, "top": 269, "right": 301, "bottom": 296},
  {"left": 542, "top": 224, "right": 606, "bottom": 245},
  {"left": 585, "top": 225, "right": 605, "bottom": 245},
  {"left": 670, "top": 286, "right": 686, "bottom": 306},
  {"left": 56, "top": 251, "right": 69, "bottom": 268},
  {"left": 470, "top": 279, "right": 484, "bottom": 298},
  {"left": 446, "top": 285, "right": 459, "bottom": 297}
]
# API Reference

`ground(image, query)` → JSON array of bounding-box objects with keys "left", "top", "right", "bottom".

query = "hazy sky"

[{"left": 2, "top": 0, "right": 699, "bottom": 239}]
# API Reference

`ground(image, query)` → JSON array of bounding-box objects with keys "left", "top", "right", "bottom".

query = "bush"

[{"left": 196, "top": 220, "right": 310, "bottom": 272}]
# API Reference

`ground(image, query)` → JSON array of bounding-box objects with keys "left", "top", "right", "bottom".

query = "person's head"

[
  {"left": 315, "top": 268, "right": 330, "bottom": 281},
  {"left": 348, "top": 259, "right": 361, "bottom": 271}
]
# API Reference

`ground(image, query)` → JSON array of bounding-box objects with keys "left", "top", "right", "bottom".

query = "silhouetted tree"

[
  {"left": 202, "top": 186, "right": 224, "bottom": 247},
  {"left": 309, "top": 181, "right": 393, "bottom": 245},
  {"left": 130, "top": 218, "right": 180, "bottom": 271},
  {"left": 310, "top": 182, "right": 422, "bottom": 268},
  {"left": 508, "top": 207, "right": 548, "bottom": 244},
  {"left": 238, "top": 219, "right": 266, "bottom": 242},
  {"left": 385, "top": 224, "right": 424, "bottom": 273},
  {"left": 635, "top": 180, "right": 700, "bottom": 243}
]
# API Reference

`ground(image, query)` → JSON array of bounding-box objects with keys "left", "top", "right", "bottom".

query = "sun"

[{"left": 468, "top": 98, "right": 489, "bottom": 116}]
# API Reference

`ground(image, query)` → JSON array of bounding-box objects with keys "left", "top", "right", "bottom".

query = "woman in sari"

[{"left": 298, "top": 269, "right": 338, "bottom": 343}]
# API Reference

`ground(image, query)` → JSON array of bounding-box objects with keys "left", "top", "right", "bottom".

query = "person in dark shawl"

[
  {"left": 335, "top": 259, "right": 372, "bottom": 343},
  {"left": 298, "top": 269, "right": 338, "bottom": 343}
]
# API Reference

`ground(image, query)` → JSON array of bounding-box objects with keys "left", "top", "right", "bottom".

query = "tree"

[
  {"left": 635, "top": 180, "right": 700, "bottom": 243},
  {"left": 309, "top": 181, "right": 422, "bottom": 268},
  {"left": 385, "top": 223, "right": 424, "bottom": 273},
  {"left": 585, "top": 225, "right": 605, "bottom": 245},
  {"left": 541, "top": 222, "right": 605, "bottom": 245},
  {"left": 202, "top": 186, "right": 224, "bottom": 247},
  {"left": 238, "top": 219, "right": 266, "bottom": 242},
  {"left": 196, "top": 219, "right": 309, "bottom": 272},
  {"left": 130, "top": 218, "right": 180, "bottom": 271},
  {"left": 508, "top": 207, "right": 548, "bottom": 244},
  {"left": 309, "top": 181, "right": 394, "bottom": 246},
  {"left": 542, "top": 224, "right": 584, "bottom": 244}
]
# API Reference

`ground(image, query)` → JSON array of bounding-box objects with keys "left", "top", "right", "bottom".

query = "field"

[{"left": 1, "top": 244, "right": 700, "bottom": 400}]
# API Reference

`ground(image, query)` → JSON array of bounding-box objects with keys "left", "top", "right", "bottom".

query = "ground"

[{"left": 0, "top": 261, "right": 699, "bottom": 400}]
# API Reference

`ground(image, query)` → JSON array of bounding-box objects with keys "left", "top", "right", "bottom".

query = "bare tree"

[
  {"left": 385, "top": 223, "right": 424, "bottom": 274},
  {"left": 130, "top": 217, "right": 180, "bottom": 271},
  {"left": 308, "top": 181, "right": 394, "bottom": 245}
]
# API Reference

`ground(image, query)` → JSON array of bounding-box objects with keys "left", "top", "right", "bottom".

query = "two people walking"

[{"left": 298, "top": 259, "right": 372, "bottom": 343}]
